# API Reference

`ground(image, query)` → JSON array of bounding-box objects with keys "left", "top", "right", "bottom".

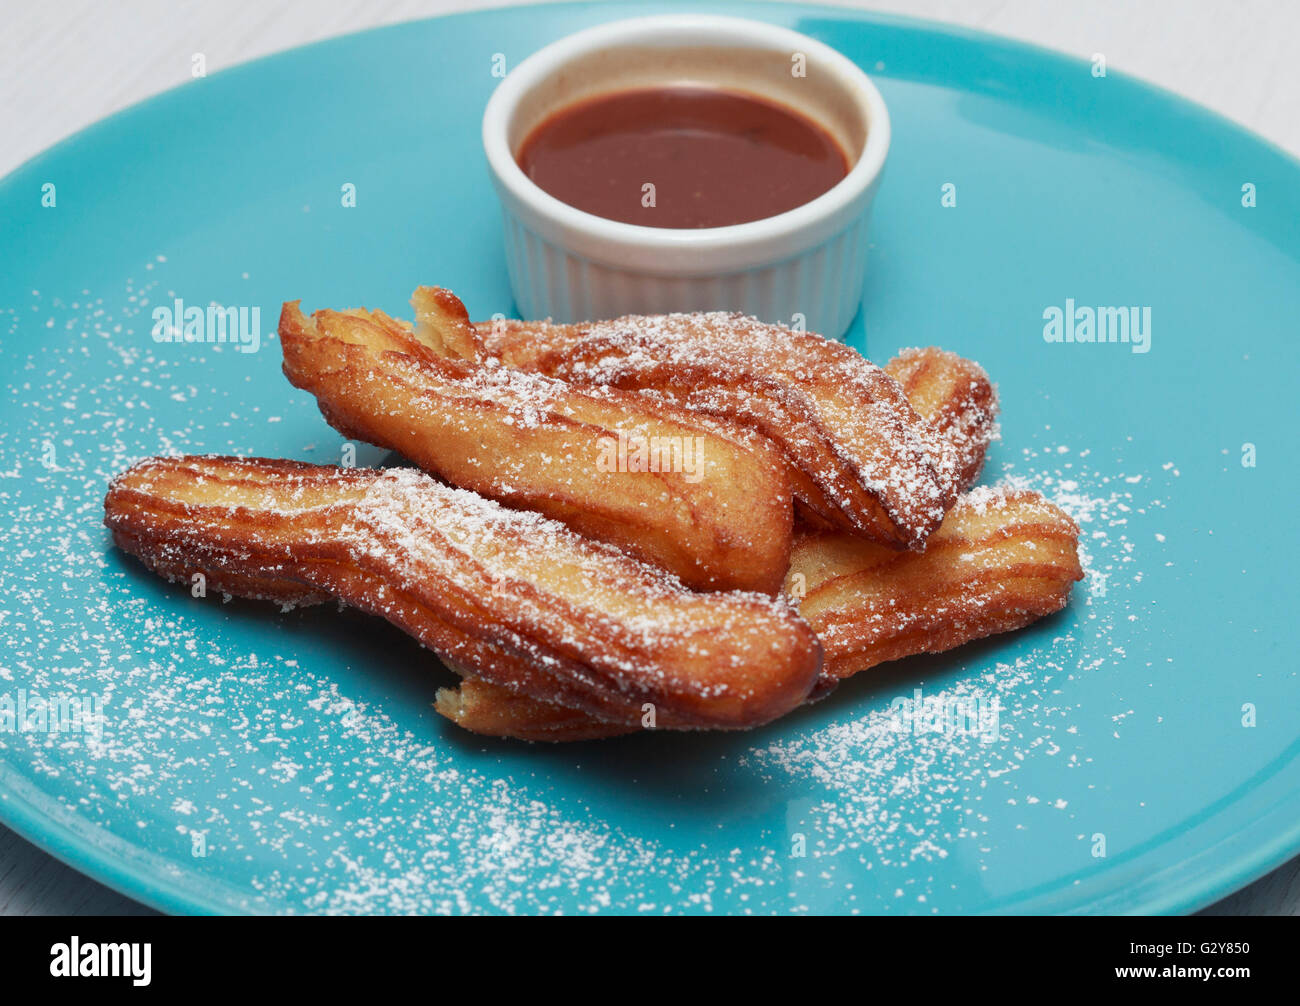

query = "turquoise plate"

[{"left": 1, "top": 2, "right": 1297, "bottom": 915}]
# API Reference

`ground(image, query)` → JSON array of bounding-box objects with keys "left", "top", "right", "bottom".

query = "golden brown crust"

[
  {"left": 435, "top": 678, "right": 636, "bottom": 742},
  {"left": 884, "top": 347, "right": 999, "bottom": 496},
  {"left": 279, "top": 299, "right": 793, "bottom": 595},
  {"left": 476, "top": 315, "right": 954, "bottom": 550},
  {"left": 435, "top": 489, "right": 1081, "bottom": 740},
  {"left": 411, "top": 285, "right": 482, "bottom": 361},
  {"left": 104, "top": 455, "right": 822, "bottom": 730},
  {"left": 431, "top": 347, "right": 1045, "bottom": 742},
  {"left": 786, "top": 489, "right": 1082, "bottom": 679}
]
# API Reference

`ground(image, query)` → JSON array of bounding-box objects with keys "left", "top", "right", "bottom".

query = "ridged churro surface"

[
  {"left": 436, "top": 344, "right": 1053, "bottom": 742},
  {"left": 104, "top": 455, "right": 821, "bottom": 731},
  {"left": 884, "top": 347, "right": 999, "bottom": 496},
  {"left": 436, "top": 487, "right": 1081, "bottom": 738},
  {"left": 787, "top": 488, "right": 1083, "bottom": 679},
  {"left": 279, "top": 298, "right": 793, "bottom": 594},
  {"left": 477, "top": 314, "right": 954, "bottom": 549},
  {"left": 106, "top": 289, "right": 1077, "bottom": 745}
]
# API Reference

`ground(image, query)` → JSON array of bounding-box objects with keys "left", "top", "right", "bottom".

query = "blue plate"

[{"left": 1, "top": 2, "right": 1297, "bottom": 915}]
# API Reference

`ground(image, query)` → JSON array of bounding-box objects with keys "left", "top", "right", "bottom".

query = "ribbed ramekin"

[{"left": 481, "top": 14, "right": 890, "bottom": 340}]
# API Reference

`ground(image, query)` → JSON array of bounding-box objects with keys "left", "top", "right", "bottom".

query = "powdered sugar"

[
  {"left": 738, "top": 433, "right": 1170, "bottom": 908},
  {"left": 1, "top": 270, "right": 1166, "bottom": 913},
  {"left": 486, "top": 313, "right": 954, "bottom": 546}
]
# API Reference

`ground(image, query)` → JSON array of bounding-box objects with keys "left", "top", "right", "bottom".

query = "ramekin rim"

[{"left": 481, "top": 13, "right": 891, "bottom": 255}]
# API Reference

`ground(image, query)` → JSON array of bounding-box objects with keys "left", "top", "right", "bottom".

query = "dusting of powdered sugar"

[
  {"left": 1, "top": 273, "right": 1169, "bottom": 914},
  {"left": 0, "top": 275, "right": 686, "bottom": 913},
  {"left": 738, "top": 431, "right": 1174, "bottom": 911},
  {"left": 485, "top": 313, "right": 952, "bottom": 545},
  {"left": 339, "top": 467, "right": 800, "bottom": 696}
]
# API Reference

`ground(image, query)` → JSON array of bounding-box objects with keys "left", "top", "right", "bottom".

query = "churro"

[
  {"left": 787, "top": 488, "right": 1082, "bottom": 679},
  {"left": 475, "top": 313, "right": 954, "bottom": 549},
  {"left": 435, "top": 487, "right": 1081, "bottom": 739},
  {"left": 884, "top": 347, "right": 998, "bottom": 496},
  {"left": 435, "top": 677, "right": 636, "bottom": 742},
  {"left": 104, "top": 455, "right": 821, "bottom": 730},
  {"left": 279, "top": 298, "right": 793, "bottom": 594},
  {"left": 109, "top": 286, "right": 1079, "bottom": 745}
]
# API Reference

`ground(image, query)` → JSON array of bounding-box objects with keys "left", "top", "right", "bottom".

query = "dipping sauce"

[{"left": 517, "top": 87, "right": 851, "bottom": 229}]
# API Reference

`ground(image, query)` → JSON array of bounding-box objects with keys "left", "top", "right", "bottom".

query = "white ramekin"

[{"left": 481, "top": 14, "right": 890, "bottom": 340}]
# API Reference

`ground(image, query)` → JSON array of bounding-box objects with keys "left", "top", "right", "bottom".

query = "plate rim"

[{"left": 6, "top": 1, "right": 1300, "bottom": 191}]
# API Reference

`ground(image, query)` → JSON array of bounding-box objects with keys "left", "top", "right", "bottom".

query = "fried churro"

[
  {"left": 884, "top": 347, "right": 999, "bottom": 496},
  {"left": 279, "top": 297, "right": 793, "bottom": 594},
  {"left": 434, "top": 487, "right": 1081, "bottom": 739},
  {"left": 787, "top": 488, "right": 1082, "bottom": 679},
  {"left": 104, "top": 456, "right": 821, "bottom": 730},
  {"left": 109, "top": 276, "right": 1079, "bottom": 746},
  {"left": 429, "top": 350, "right": 1050, "bottom": 742},
  {"left": 435, "top": 677, "right": 636, "bottom": 742},
  {"left": 475, "top": 313, "right": 954, "bottom": 549}
]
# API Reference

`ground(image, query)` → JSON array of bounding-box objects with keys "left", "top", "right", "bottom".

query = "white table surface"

[{"left": 1, "top": 0, "right": 1297, "bottom": 915}]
